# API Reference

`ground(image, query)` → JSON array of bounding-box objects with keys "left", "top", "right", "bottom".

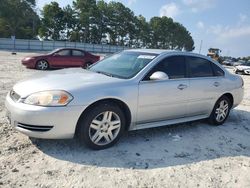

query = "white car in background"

[{"left": 235, "top": 61, "right": 250, "bottom": 75}]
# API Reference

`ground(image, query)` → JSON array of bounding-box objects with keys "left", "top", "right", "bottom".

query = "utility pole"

[{"left": 199, "top": 40, "right": 203, "bottom": 54}]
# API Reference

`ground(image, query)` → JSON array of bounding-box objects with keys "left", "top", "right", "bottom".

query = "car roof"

[
  {"left": 125, "top": 49, "right": 205, "bottom": 57},
  {"left": 125, "top": 49, "right": 174, "bottom": 55},
  {"left": 56, "top": 48, "right": 85, "bottom": 51},
  {"left": 125, "top": 49, "right": 221, "bottom": 64}
]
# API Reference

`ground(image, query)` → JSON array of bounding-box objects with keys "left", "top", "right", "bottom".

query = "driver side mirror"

[{"left": 150, "top": 71, "right": 169, "bottom": 80}]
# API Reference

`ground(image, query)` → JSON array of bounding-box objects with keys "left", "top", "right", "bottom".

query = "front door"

[
  {"left": 137, "top": 56, "right": 189, "bottom": 124},
  {"left": 51, "top": 49, "right": 72, "bottom": 67}
]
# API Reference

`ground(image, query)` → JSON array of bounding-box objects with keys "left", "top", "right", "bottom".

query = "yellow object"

[{"left": 207, "top": 48, "right": 221, "bottom": 62}]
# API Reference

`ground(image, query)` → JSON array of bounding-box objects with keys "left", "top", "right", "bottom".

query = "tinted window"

[
  {"left": 145, "top": 56, "right": 186, "bottom": 80},
  {"left": 212, "top": 63, "right": 224, "bottom": 76},
  {"left": 57, "top": 50, "right": 71, "bottom": 56},
  {"left": 72, "top": 50, "right": 84, "bottom": 56},
  {"left": 187, "top": 57, "right": 213, "bottom": 77}
]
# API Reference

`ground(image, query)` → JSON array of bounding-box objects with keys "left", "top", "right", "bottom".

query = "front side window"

[
  {"left": 89, "top": 51, "right": 158, "bottom": 79},
  {"left": 187, "top": 57, "right": 213, "bottom": 77},
  {"left": 72, "top": 50, "right": 84, "bottom": 56},
  {"left": 144, "top": 56, "right": 186, "bottom": 80},
  {"left": 56, "top": 50, "right": 71, "bottom": 56}
]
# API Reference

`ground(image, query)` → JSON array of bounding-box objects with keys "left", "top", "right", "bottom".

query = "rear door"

[
  {"left": 186, "top": 56, "right": 225, "bottom": 116},
  {"left": 71, "top": 50, "right": 86, "bottom": 67},
  {"left": 137, "top": 56, "right": 190, "bottom": 124}
]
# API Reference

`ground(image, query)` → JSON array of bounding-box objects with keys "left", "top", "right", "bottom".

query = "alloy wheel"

[
  {"left": 37, "top": 60, "right": 48, "bottom": 70},
  {"left": 88, "top": 111, "right": 121, "bottom": 146},
  {"left": 215, "top": 100, "right": 229, "bottom": 122}
]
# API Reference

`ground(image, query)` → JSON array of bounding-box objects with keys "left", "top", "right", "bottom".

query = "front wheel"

[
  {"left": 77, "top": 103, "right": 125, "bottom": 150},
  {"left": 36, "top": 60, "right": 49, "bottom": 70},
  {"left": 209, "top": 96, "right": 231, "bottom": 125}
]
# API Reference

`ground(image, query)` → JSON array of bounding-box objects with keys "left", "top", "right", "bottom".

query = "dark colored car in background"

[{"left": 22, "top": 48, "right": 100, "bottom": 70}]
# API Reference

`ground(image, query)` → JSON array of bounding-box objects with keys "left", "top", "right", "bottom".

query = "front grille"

[
  {"left": 10, "top": 90, "right": 21, "bottom": 102},
  {"left": 17, "top": 123, "right": 53, "bottom": 132}
]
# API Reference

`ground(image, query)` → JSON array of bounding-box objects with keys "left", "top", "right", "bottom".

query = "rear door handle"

[
  {"left": 213, "top": 82, "right": 220, "bottom": 87},
  {"left": 178, "top": 84, "right": 187, "bottom": 90}
]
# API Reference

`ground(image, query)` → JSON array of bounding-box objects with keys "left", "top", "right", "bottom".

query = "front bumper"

[
  {"left": 5, "top": 93, "right": 86, "bottom": 139},
  {"left": 21, "top": 59, "right": 36, "bottom": 68}
]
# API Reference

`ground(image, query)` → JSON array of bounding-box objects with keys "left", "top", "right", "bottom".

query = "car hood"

[
  {"left": 23, "top": 54, "right": 49, "bottom": 60},
  {"left": 33, "top": 54, "right": 50, "bottom": 58},
  {"left": 236, "top": 65, "right": 250, "bottom": 70},
  {"left": 13, "top": 68, "right": 123, "bottom": 97}
]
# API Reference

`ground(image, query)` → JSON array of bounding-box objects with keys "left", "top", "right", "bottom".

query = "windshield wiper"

[
  {"left": 95, "top": 71, "right": 126, "bottom": 79},
  {"left": 95, "top": 71, "right": 114, "bottom": 77}
]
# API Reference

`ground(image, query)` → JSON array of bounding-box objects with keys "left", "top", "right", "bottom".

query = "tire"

[
  {"left": 36, "top": 60, "right": 49, "bottom": 70},
  {"left": 77, "top": 102, "right": 126, "bottom": 150},
  {"left": 83, "top": 62, "right": 92, "bottom": 69},
  {"left": 208, "top": 96, "right": 231, "bottom": 126}
]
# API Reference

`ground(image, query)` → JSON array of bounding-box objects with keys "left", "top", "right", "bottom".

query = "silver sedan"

[{"left": 5, "top": 49, "right": 244, "bottom": 149}]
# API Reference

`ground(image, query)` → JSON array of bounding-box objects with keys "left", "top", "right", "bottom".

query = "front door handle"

[
  {"left": 213, "top": 82, "right": 220, "bottom": 87},
  {"left": 178, "top": 84, "right": 187, "bottom": 90}
]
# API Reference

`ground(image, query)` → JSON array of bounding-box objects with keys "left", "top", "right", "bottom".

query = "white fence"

[{"left": 0, "top": 38, "right": 127, "bottom": 53}]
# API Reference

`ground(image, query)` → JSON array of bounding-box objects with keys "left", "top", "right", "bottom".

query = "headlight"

[
  {"left": 23, "top": 91, "right": 73, "bottom": 106},
  {"left": 25, "top": 57, "right": 35, "bottom": 61}
]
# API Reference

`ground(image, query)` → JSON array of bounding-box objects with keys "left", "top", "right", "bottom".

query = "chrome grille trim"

[{"left": 17, "top": 123, "right": 53, "bottom": 132}]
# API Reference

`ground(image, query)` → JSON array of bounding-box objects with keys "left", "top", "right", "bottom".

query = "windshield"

[
  {"left": 48, "top": 48, "right": 60, "bottom": 54},
  {"left": 89, "top": 51, "right": 158, "bottom": 79}
]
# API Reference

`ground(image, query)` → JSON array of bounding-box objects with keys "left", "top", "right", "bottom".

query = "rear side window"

[
  {"left": 212, "top": 63, "right": 225, "bottom": 76},
  {"left": 187, "top": 57, "right": 213, "bottom": 77}
]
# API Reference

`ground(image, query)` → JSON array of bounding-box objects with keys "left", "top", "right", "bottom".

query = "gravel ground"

[{"left": 0, "top": 51, "right": 250, "bottom": 188}]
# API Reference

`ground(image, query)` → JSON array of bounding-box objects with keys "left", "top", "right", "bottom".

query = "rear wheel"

[
  {"left": 83, "top": 62, "right": 92, "bottom": 69},
  {"left": 36, "top": 60, "right": 49, "bottom": 70},
  {"left": 77, "top": 102, "right": 125, "bottom": 150},
  {"left": 209, "top": 96, "right": 231, "bottom": 125}
]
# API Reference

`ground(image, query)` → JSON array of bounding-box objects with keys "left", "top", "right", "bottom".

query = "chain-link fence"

[{"left": 0, "top": 38, "right": 128, "bottom": 53}]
